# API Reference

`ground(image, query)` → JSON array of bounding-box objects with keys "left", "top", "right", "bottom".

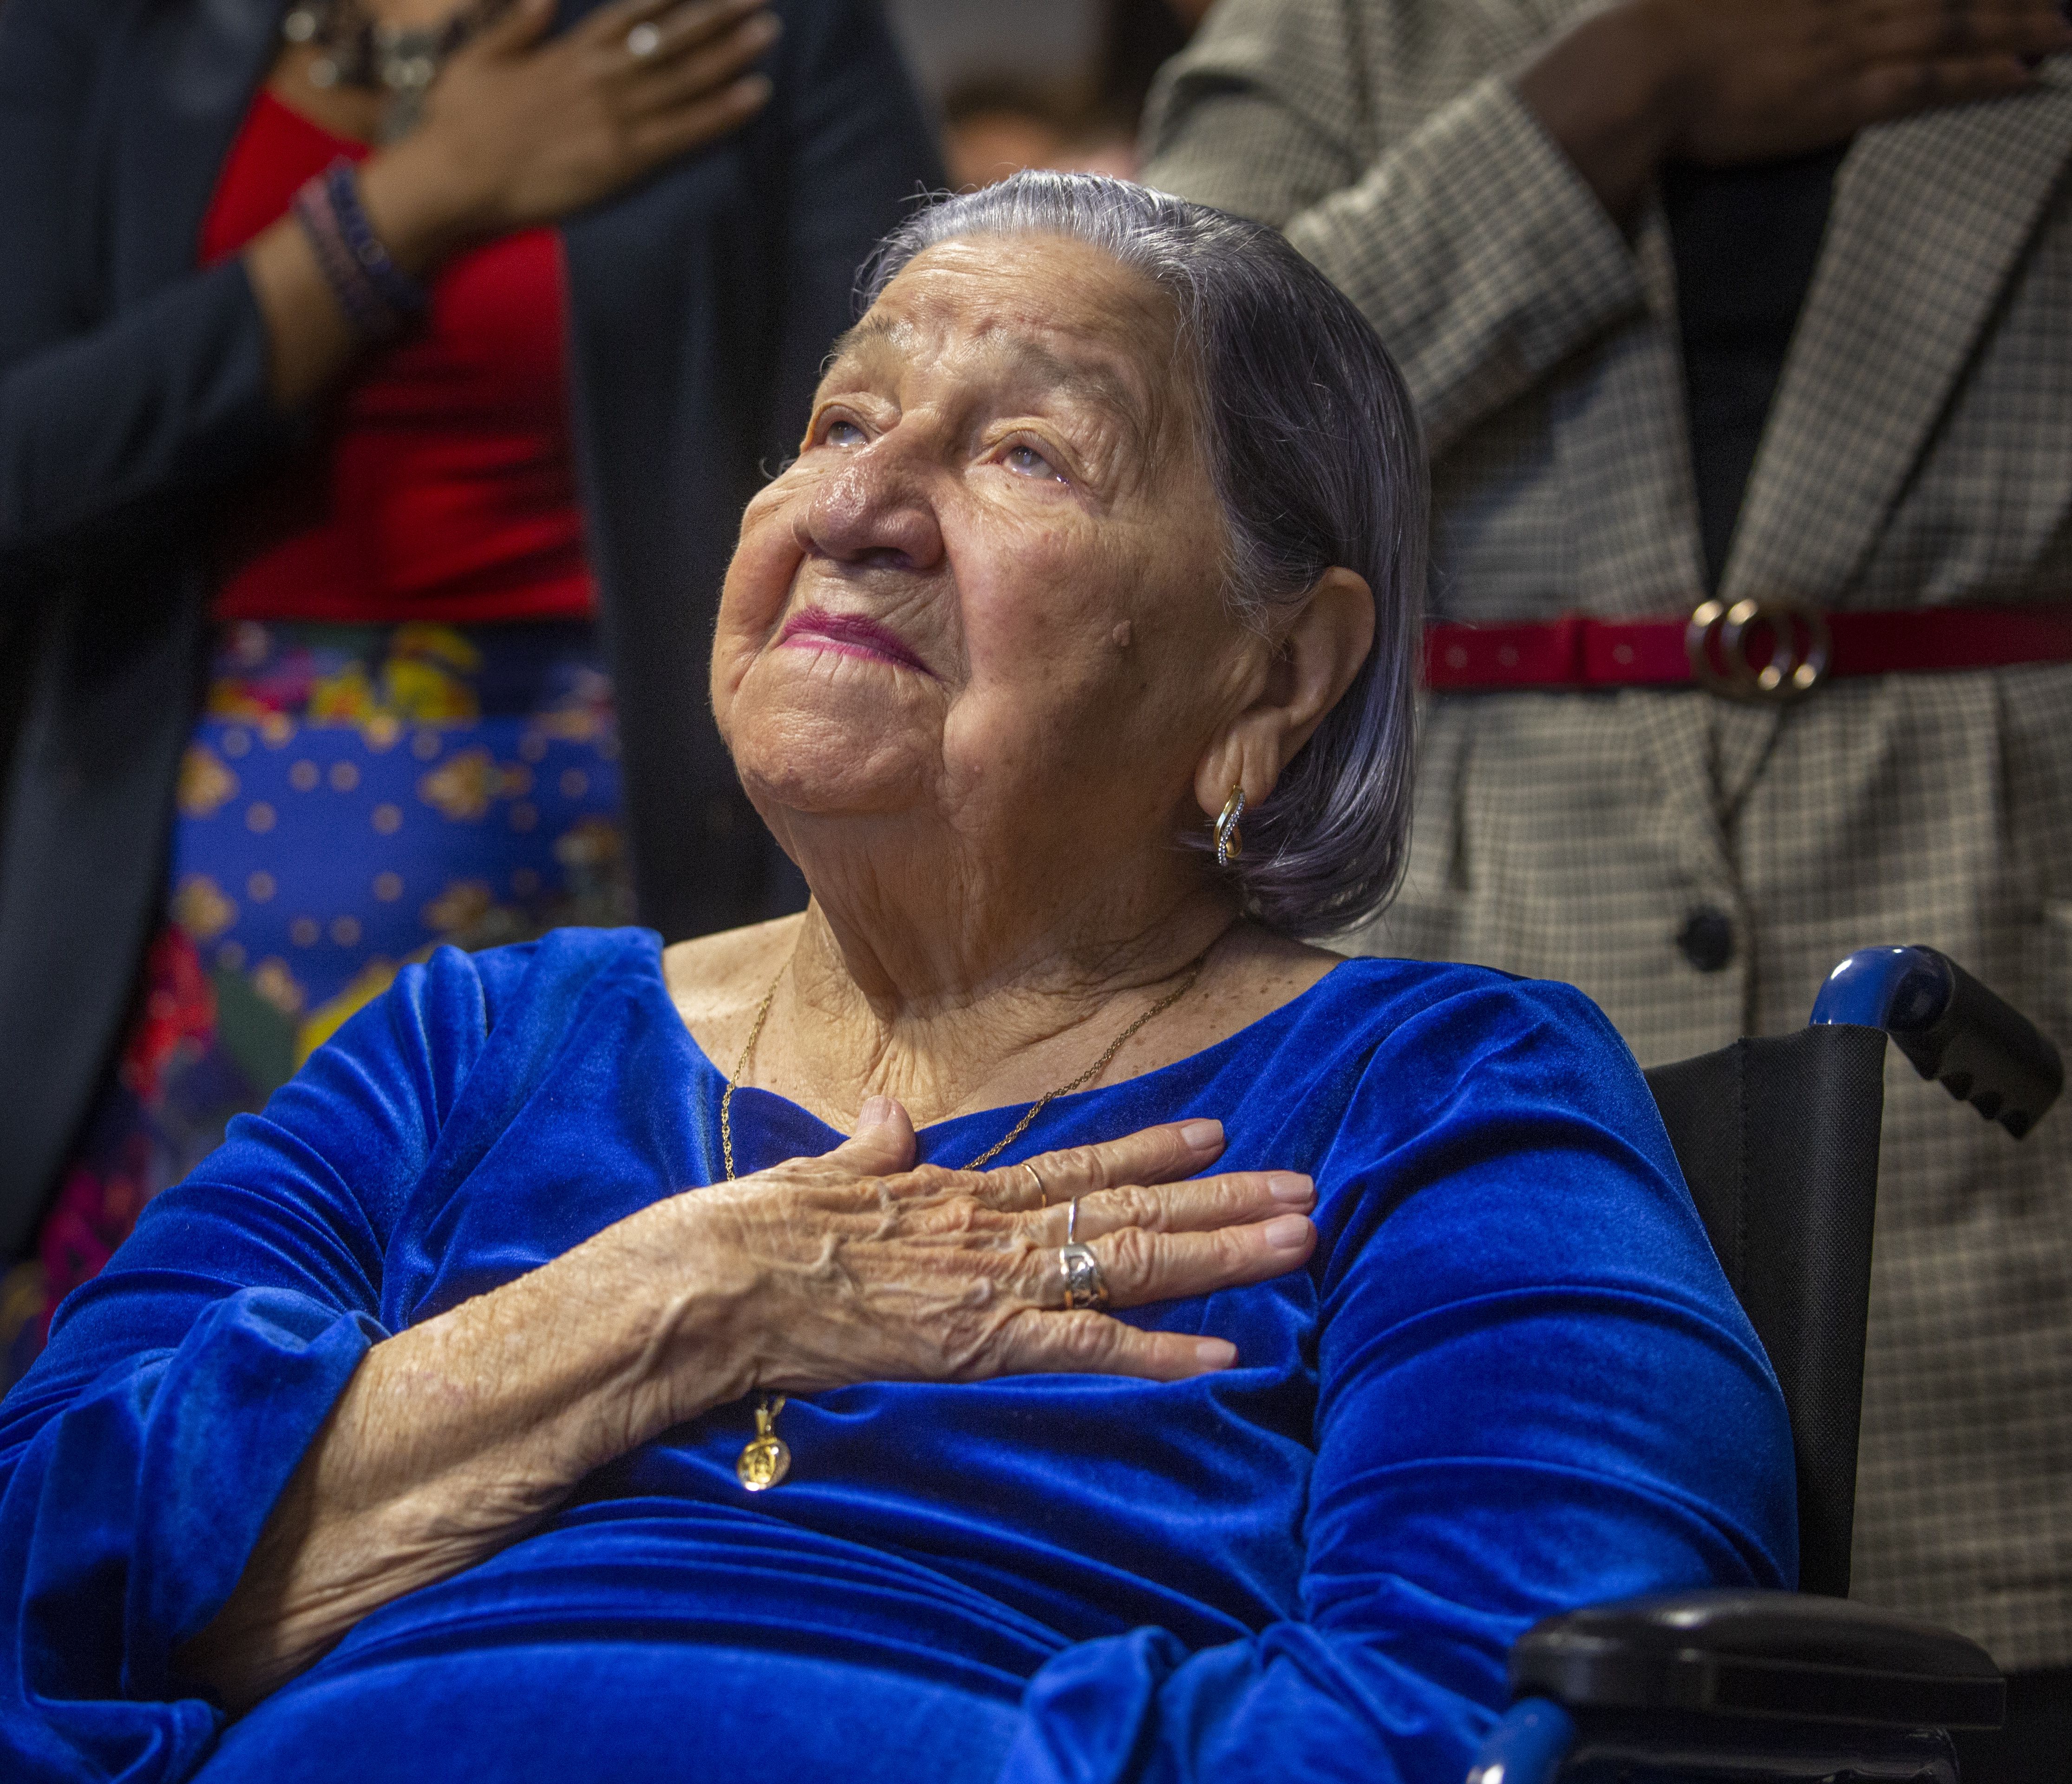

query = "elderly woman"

[{"left": 0, "top": 175, "right": 1792, "bottom": 1784}]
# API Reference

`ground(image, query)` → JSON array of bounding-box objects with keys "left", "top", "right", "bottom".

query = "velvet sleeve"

[
  {"left": 994, "top": 979, "right": 1797, "bottom": 1784},
  {"left": 0, "top": 948, "right": 501, "bottom": 1784},
  {"left": 0, "top": 0, "right": 298, "bottom": 587}
]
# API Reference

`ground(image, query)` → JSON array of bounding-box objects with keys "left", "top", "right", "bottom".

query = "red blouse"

[{"left": 201, "top": 90, "right": 595, "bottom": 624}]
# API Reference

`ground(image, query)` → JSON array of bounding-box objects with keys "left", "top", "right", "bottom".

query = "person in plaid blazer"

[{"left": 1144, "top": 0, "right": 2072, "bottom": 1764}]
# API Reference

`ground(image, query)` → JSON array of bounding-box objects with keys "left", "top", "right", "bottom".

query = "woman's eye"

[
  {"left": 824, "top": 418, "right": 866, "bottom": 447},
  {"left": 1004, "top": 443, "right": 1063, "bottom": 482}
]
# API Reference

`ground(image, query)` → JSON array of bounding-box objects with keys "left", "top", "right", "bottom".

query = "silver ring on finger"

[
  {"left": 1023, "top": 1162, "right": 1048, "bottom": 1206},
  {"left": 1066, "top": 1194, "right": 1082, "bottom": 1244},
  {"left": 1058, "top": 1242, "right": 1109, "bottom": 1312},
  {"left": 626, "top": 21, "right": 662, "bottom": 57}
]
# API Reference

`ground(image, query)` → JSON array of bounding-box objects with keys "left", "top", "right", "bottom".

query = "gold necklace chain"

[{"left": 718, "top": 946, "right": 1209, "bottom": 1491}]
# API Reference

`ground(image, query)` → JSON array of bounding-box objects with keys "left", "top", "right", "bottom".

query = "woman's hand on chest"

[
  {"left": 178, "top": 1102, "right": 1315, "bottom": 1712},
  {"left": 242, "top": 0, "right": 782, "bottom": 409},
  {"left": 597, "top": 1106, "right": 1317, "bottom": 1447},
  {"left": 276, "top": 0, "right": 782, "bottom": 270}
]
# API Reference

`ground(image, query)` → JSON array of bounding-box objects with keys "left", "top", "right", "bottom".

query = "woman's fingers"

[
  {"left": 1817, "top": 0, "right": 2066, "bottom": 132},
  {"left": 968, "top": 1123, "right": 1304, "bottom": 1242},
  {"left": 1852, "top": 0, "right": 2071, "bottom": 61},
  {"left": 582, "top": 0, "right": 763, "bottom": 52},
  {"left": 474, "top": 0, "right": 557, "bottom": 56},
  {"left": 627, "top": 74, "right": 772, "bottom": 160},
  {"left": 627, "top": 0, "right": 779, "bottom": 72},
  {"left": 1060, "top": 1170, "right": 1313, "bottom": 1243},
  {"left": 731, "top": 1110, "right": 1307, "bottom": 1392},
  {"left": 1068, "top": 1213, "right": 1317, "bottom": 1311},
  {"left": 1003, "top": 1312, "right": 1240, "bottom": 1382},
  {"left": 1839, "top": 51, "right": 2029, "bottom": 133},
  {"left": 621, "top": 12, "right": 782, "bottom": 118},
  {"left": 814, "top": 1095, "right": 916, "bottom": 1179},
  {"left": 979, "top": 1120, "right": 1229, "bottom": 1213}
]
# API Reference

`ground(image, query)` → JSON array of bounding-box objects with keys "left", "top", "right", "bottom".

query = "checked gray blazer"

[{"left": 1145, "top": 0, "right": 2072, "bottom": 1672}]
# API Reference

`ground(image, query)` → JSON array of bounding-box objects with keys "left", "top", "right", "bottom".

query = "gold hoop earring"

[{"left": 1214, "top": 784, "right": 1246, "bottom": 869}]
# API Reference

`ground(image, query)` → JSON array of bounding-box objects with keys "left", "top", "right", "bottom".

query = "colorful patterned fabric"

[{"left": 0, "top": 619, "right": 628, "bottom": 1385}]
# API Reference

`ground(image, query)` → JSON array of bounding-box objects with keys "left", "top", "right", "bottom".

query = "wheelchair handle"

[
  {"left": 1465, "top": 1698, "right": 1575, "bottom": 1784},
  {"left": 1811, "top": 947, "right": 2063, "bottom": 1139}
]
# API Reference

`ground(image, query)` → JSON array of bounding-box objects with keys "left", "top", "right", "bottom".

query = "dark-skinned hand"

[
  {"left": 397, "top": 0, "right": 781, "bottom": 244},
  {"left": 1519, "top": 0, "right": 2072, "bottom": 219}
]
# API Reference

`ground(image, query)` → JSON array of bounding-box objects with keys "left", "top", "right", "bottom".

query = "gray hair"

[{"left": 860, "top": 172, "right": 1426, "bottom": 939}]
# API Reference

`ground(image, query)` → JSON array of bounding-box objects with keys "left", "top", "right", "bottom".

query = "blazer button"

[{"left": 1676, "top": 906, "right": 1736, "bottom": 973}]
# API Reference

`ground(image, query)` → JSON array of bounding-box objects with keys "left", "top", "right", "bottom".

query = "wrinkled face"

[{"left": 711, "top": 234, "right": 1250, "bottom": 874}]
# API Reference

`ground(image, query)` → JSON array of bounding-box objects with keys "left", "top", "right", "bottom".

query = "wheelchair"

[{"left": 1467, "top": 946, "right": 2065, "bottom": 1784}]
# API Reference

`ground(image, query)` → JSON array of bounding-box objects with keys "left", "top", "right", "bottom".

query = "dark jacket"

[{"left": 0, "top": 0, "right": 942, "bottom": 1252}]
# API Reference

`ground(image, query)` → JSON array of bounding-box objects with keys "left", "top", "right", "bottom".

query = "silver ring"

[
  {"left": 1058, "top": 1243, "right": 1109, "bottom": 1311},
  {"left": 1023, "top": 1162, "right": 1048, "bottom": 1206},
  {"left": 1067, "top": 1194, "right": 1081, "bottom": 1244},
  {"left": 625, "top": 20, "right": 662, "bottom": 57}
]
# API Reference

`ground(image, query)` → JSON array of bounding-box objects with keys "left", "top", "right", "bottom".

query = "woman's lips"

[{"left": 777, "top": 608, "right": 935, "bottom": 676}]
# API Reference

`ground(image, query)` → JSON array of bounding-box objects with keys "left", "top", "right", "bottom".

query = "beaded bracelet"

[
  {"left": 292, "top": 172, "right": 389, "bottom": 337},
  {"left": 290, "top": 159, "right": 429, "bottom": 341}
]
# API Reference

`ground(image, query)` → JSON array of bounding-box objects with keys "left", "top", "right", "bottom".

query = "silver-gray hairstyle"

[{"left": 860, "top": 171, "right": 1427, "bottom": 939}]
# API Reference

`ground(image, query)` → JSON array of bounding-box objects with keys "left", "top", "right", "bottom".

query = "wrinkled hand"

[
  {"left": 1643, "top": 0, "right": 2072, "bottom": 165},
  {"left": 667, "top": 1102, "right": 1317, "bottom": 1408},
  {"left": 401, "top": 0, "right": 778, "bottom": 241}
]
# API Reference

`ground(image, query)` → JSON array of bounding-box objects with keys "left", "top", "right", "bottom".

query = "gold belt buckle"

[{"left": 1686, "top": 595, "right": 1832, "bottom": 702}]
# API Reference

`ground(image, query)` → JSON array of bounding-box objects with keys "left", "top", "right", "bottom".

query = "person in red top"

[
  {"left": 0, "top": 0, "right": 943, "bottom": 1382},
  {"left": 203, "top": 87, "right": 598, "bottom": 626}
]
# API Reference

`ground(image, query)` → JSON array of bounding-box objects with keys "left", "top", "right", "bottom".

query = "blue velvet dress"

[{"left": 0, "top": 929, "right": 1794, "bottom": 1784}]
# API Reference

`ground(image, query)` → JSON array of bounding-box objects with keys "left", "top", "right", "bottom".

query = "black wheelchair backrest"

[
  {"left": 1640, "top": 946, "right": 2063, "bottom": 1598},
  {"left": 1644, "top": 1026, "right": 1887, "bottom": 1600}
]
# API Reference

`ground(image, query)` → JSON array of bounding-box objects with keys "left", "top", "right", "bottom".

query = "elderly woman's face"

[{"left": 711, "top": 234, "right": 1248, "bottom": 866}]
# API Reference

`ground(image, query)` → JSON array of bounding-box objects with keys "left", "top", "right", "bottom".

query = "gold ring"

[{"left": 1023, "top": 1162, "right": 1048, "bottom": 1206}]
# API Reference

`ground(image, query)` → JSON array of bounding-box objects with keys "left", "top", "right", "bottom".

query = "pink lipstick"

[{"left": 778, "top": 607, "right": 935, "bottom": 676}]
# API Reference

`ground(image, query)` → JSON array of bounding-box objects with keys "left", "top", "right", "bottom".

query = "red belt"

[{"left": 1423, "top": 599, "right": 2072, "bottom": 703}]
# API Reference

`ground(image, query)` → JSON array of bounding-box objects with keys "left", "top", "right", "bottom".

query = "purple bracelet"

[
  {"left": 290, "top": 160, "right": 428, "bottom": 341},
  {"left": 322, "top": 161, "right": 429, "bottom": 320},
  {"left": 292, "top": 175, "right": 389, "bottom": 337}
]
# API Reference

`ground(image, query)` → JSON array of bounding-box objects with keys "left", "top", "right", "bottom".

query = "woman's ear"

[{"left": 1193, "top": 567, "right": 1374, "bottom": 821}]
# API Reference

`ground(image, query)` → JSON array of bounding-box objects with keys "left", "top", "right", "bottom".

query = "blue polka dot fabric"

[
  {"left": 173, "top": 619, "right": 628, "bottom": 1048},
  {"left": 0, "top": 618, "right": 630, "bottom": 1387}
]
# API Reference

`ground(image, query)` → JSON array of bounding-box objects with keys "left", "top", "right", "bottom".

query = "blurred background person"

[
  {"left": 904, "top": 0, "right": 1204, "bottom": 187},
  {"left": 1083, "top": 0, "right": 1208, "bottom": 164},
  {"left": 1144, "top": 2, "right": 2072, "bottom": 1777},
  {"left": 0, "top": 0, "right": 939, "bottom": 1383},
  {"left": 939, "top": 77, "right": 1089, "bottom": 189}
]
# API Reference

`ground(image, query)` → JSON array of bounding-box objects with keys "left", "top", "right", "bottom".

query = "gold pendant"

[{"left": 736, "top": 1394, "right": 791, "bottom": 1492}]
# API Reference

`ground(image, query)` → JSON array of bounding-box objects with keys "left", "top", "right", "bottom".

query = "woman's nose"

[{"left": 796, "top": 453, "right": 944, "bottom": 573}]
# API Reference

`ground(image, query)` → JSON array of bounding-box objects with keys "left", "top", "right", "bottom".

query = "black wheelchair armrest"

[{"left": 1510, "top": 1589, "right": 2005, "bottom": 1730}]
